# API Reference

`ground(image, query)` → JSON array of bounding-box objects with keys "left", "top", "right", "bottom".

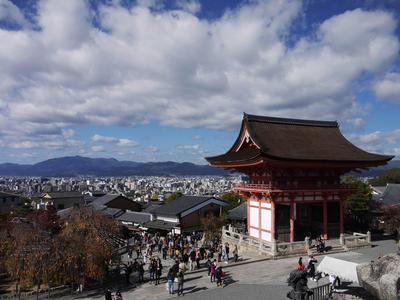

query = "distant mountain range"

[
  {"left": 0, "top": 156, "right": 227, "bottom": 176},
  {"left": 0, "top": 156, "right": 398, "bottom": 177}
]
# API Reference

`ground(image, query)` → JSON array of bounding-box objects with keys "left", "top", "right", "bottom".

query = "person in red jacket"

[{"left": 297, "top": 257, "right": 305, "bottom": 270}]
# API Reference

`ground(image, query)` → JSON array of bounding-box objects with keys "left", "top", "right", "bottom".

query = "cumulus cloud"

[
  {"left": 175, "top": 0, "right": 201, "bottom": 14},
  {"left": 91, "top": 145, "right": 106, "bottom": 152},
  {"left": 91, "top": 134, "right": 137, "bottom": 146},
  {"left": 374, "top": 72, "right": 400, "bottom": 103},
  {"left": 146, "top": 146, "right": 159, "bottom": 153},
  {"left": 349, "top": 129, "right": 400, "bottom": 154},
  {"left": 0, "top": 0, "right": 28, "bottom": 26},
  {"left": 348, "top": 118, "right": 366, "bottom": 129},
  {"left": 0, "top": 0, "right": 399, "bottom": 155}
]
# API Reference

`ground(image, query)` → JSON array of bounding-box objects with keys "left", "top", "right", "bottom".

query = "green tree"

[
  {"left": 342, "top": 176, "right": 372, "bottom": 211},
  {"left": 164, "top": 192, "right": 182, "bottom": 203},
  {"left": 342, "top": 176, "right": 374, "bottom": 232},
  {"left": 369, "top": 168, "right": 400, "bottom": 185},
  {"left": 219, "top": 191, "right": 244, "bottom": 213}
]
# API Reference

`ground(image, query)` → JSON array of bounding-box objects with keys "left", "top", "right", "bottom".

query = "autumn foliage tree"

[
  {"left": 0, "top": 207, "right": 122, "bottom": 297},
  {"left": 55, "top": 208, "right": 120, "bottom": 286},
  {"left": 201, "top": 213, "right": 226, "bottom": 243}
]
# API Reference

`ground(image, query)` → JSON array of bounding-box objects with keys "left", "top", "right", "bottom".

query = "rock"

[{"left": 357, "top": 253, "right": 400, "bottom": 300}]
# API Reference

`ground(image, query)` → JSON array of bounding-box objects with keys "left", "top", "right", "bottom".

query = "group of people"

[
  {"left": 116, "top": 231, "right": 238, "bottom": 296},
  {"left": 288, "top": 255, "right": 341, "bottom": 299}
]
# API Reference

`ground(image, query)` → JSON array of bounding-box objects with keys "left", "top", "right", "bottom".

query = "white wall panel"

[
  {"left": 250, "top": 228, "right": 259, "bottom": 238},
  {"left": 261, "top": 202, "right": 271, "bottom": 208},
  {"left": 250, "top": 206, "right": 259, "bottom": 227},
  {"left": 250, "top": 200, "right": 259, "bottom": 207},
  {"left": 261, "top": 231, "right": 271, "bottom": 242},
  {"left": 261, "top": 209, "right": 271, "bottom": 231}
]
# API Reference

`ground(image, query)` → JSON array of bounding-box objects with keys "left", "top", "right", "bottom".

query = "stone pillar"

[
  {"left": 340, "top": 233, "right": 345, "bottom": 246},
  {"left": 271, "top": 240, "right": 278, "bottom": 256},
  {"left": 367, "top": 231, "right": 371, "bottom": 244},
  {"left": 305, "top": 236, "right": 310, "bottom": 251}
]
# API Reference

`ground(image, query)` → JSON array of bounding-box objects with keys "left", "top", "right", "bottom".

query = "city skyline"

[{"left": 1, "top": 0, "right": 400, "bottom": 164}]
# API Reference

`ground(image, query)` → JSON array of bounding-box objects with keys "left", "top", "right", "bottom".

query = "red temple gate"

[{"left": 206, "top": 114, "right": 393, "bottom": 242}]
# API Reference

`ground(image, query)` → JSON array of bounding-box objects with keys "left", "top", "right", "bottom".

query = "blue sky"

[{"left": 0, "top": 0, "right": 400, "bottom": 164}]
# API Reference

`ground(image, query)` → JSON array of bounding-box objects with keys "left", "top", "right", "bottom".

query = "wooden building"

[
  {"left": 146, "top": 195, "right": 226, "bottom": 234},
  {"left": 90, "top": 194, "right": 142, "bottom": 212},
  {"left": 41, "top": 192, "right": 84, "bottom": 210},
  {"left": 206, "top": 114, "right": 393, "bottom": 242}
]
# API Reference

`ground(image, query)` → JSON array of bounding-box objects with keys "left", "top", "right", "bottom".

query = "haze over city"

[{"left": 0, "top": 0, "right": 400, "bottom": 165}]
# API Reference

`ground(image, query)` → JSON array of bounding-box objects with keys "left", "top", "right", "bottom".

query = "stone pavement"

[{"left": 54, "top": 239, "right": 398, "bottom": 300}]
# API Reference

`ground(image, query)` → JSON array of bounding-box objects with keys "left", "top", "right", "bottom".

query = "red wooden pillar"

[
  {"left": 290, "top": 198, "right": 295, "bottom": 242},
  {"left": 271, "top": 199, "right": 276, "bottom": 241},
  {"left": 323, "top": 194, "right": 328, "bottom": 240},
  {"left": 339, "top": 198, "right": 344, "bottom": 234}
]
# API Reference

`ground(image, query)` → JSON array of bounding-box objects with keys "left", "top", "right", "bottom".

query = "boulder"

[{"left": 357, "top": 253, "right": 400, "bottom": 300}]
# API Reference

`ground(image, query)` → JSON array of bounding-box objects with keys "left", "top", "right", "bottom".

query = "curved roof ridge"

[{"left": 244, "top": 113, "right": 338, "bottom": 127}]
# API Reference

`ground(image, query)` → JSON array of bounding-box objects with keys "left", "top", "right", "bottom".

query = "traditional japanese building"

[{"left": 206, "top": 114, "right": 393, "bottom": 242}]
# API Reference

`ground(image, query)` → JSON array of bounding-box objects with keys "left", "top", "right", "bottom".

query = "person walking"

[
  {"left": 104, "top": 288, "right": 112, "bottom": 300},
  {"left": 215, "top": 266, "right": 224, "bottom": 288},
  {"left": 307, "top": 255, "right": 318, "bottom": 281},
  {"left": 210, "top": 259, "right": 217, "bottom": 283},
  {"left": 156, "top": 258, "right": 163, "bottom": 285},
  {"left": 233, "top": 245, "right": 238, "bottom": 262},
  {"left": 189, "top": 248, "right": 196, "bottom": 271},
  {"left": 167, "top": 268, "right": 175, "bottom": 295},
  {"left": 177, "top": 270, "right": 184, "bottom": 296},
  {"left": 297, "top": 257, "right": 305, "bottom": 270},
  {"left": 225, "top": 243, "right": 230, "bottom": 263},
  {"left": 138, "top": 260, "right": 145, "bottom": 283}
]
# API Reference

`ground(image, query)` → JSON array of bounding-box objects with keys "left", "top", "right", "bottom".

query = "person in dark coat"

[
  {"left": 104, "top": 288, "right": 112, "bottom": 300},
  {"left": 215, "top": 266, "right": 224, "bottom": 288},
  {"left": 307, "top": 256, "right": 318, "bottom": 281},
  {"left": 177, "top": 270, "right": 184, "bottom": 296},
  {"left": 138, "top": 260, "right": 145, "bottom": 283},
  {"left": 155, "top": 258, "right": 163, "bottom": 285}
]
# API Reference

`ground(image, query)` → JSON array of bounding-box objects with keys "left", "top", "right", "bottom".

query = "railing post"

[
  {"left": 271, "top": 240, "right": 277, "bottom": 256},
  {"left": 339, "top": 233, "right": 345, "bottom": 246},
  {"left": 366, "top": 231, "right": 371, "bottom": 243}
]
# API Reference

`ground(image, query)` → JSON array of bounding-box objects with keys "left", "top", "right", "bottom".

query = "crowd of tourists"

[{"left": 108, "top": 231, "right": 238, "bottom": 297}]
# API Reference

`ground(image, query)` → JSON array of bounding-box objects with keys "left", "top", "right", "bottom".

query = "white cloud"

[
  {"left": 91, "top": 134, "right": 137, "bottom": 146},
  {"left": 91, "top": 145, "right": 105, "bottom": 152},
  {"left": 348, "top": 118, "right": 366, "bottom": 129},
  {"left": 374, "top": 72, "right": 400, "bottom": 103},
  {"left": 177, "top": 144, "right": 205, "bottom": 155},
  {"left": 0, "top": 0, "right": 27, "bottom": 26},
  {"left": 146, "top": 146, "right": 159, "bottom": 152},
  {"left": 175, "top": 0, "right": 201, "bottom": 14},
  {"left": 349, "top": 129, "right": 400, "bottom": 155},
  {"left": 0, "top": 0, "right": 398, "bottom": 151}
]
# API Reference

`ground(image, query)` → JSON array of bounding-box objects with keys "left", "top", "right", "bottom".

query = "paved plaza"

[{"left": 62, "top": 239, "right": 398, "bottom": 300}]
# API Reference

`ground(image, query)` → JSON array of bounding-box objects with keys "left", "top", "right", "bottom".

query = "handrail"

[{"left": 309, "top": 282, "right": 331, "bottom": 300}]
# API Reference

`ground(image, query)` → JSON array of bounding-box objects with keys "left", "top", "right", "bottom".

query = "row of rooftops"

[{"left": 57, "top": 194, "right": 227, "bottom": 232}]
